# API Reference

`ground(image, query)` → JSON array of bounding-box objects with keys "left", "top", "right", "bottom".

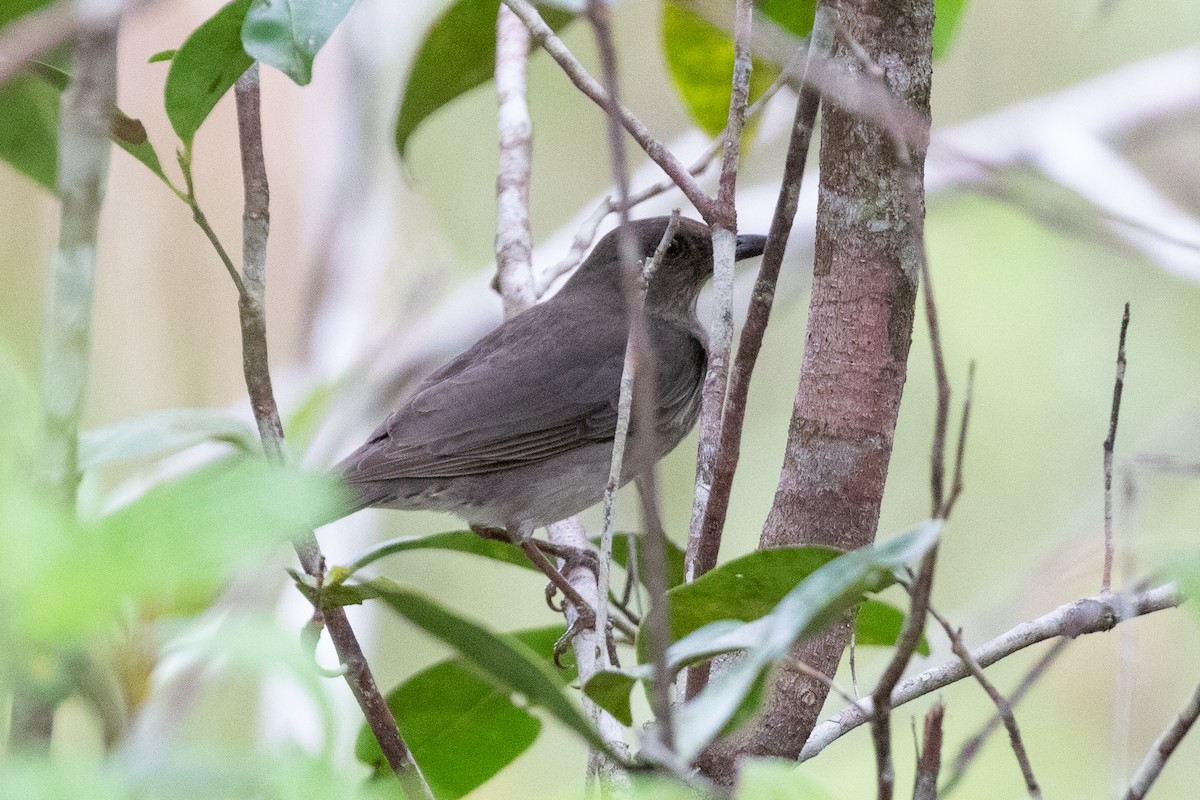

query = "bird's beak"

[{"left": 735, "top": 234, "right": 768, "bottom": 261}]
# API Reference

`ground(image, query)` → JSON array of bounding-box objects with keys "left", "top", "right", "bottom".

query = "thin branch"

[
  {"left": 941, "top": 361, "right": 976, "bottom": 520},
  {"left": 687, "top": 9, "right": 830, "bottom": 588},
  {"left": 685, "top": 0, "right": 754, "bottom": 574},
  {"left": 1103, "top": 302, "right": 1131, "bottom": 592},
  {"left": 494, "top": 3, "right": 536, "bottom": 316},
  {"left": 1122, "top": 679, "right": 1200, "bottom": 800},
  {"left": 38, "top": 18, "right": 118, "bottom": 508},
  {"left": 228, "top": 67, "right": 431, "bottom": 798},
  {"left": 941, "top": 638, "right": 1068, "bottom": 796},
  {"left": 872, "top": 549, "right": 939, "bottom": 800},
  {"left": 913, "top": 701, "right": 945, "bottom": 800},
  {"left": 585, "top": 0, "right": 675, "bottom": 756},
  {"left": 928, "top": 608, "right": 1042, "bottom": 799},
  {"left": 500, "top": 0, "right": 716, "bottom": 221},
  {"left": 801, "top": 584, "right": 1183, "bottom": 762}
]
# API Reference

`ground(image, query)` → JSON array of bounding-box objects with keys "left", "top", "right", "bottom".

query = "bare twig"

[
  {"left": 685, "top": 0, "right": 756, "bottom": 574},
  {"left": 1103, "top": 303, "right": 1131, "bottom": 592},
  {"left": 941, "top": 362, "right": 976, "bottom": 520},
  {"left": 687, "top": 7, "right": 830, "bottom": 589},
  {"left": 1122, "top": 680, "right": 1200, "bottom": 800},
  {"left": 872, "top": 549, "right": 939, "bottom": 800},
  {"left": 227, "top": 67, "right": 431, "bottom": 798},
  {"left": 929, "top": 608, "right": 1042, "bottom": 799},
  {"left": 941, "top": 638, "right": 1068, "bottom": 796},
  {"left": 585, "top": 0, "right": 675, "bottom": 756},
  {"left": 500, "top": 0, "right": 716, "bottom": 221},
  {"left": 39, "top": 19, "right": 117, "bottom": 508},
  {"left": 913, "top": 701, "right": 945, "bottom": 800},
  {"left": 801, "top": 584, "right": 1183, "bottom": 761},
  {"left": 494, "top": 3, "right": 536, "bottom": 317}
]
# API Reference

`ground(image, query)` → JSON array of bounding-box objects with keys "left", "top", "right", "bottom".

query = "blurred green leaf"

[
  {"left": 366, "top": 579, "right": 618, "bottom": 760},
  {"left": 79, "top": 408, "right": 258, "bottom": 470},
  {"left": 395, "top": 0, "right": 575, "bottom": 156},
  {"left": 242, "top": 0, "right": 356, "bottom": 86},
  {"left": 756, "top": 0, "right": 816, "bottom": 37},
  {"left": 0, "top": 72, "right": 59, "bottom": 189},
  {"left": 0, "top": 0, "right": 51, "bottom": 30},
  {"left": 356, "top": 626, "right": 570, "bottom": 798},
  {"left": 285, "top": 380, "right": 334, "bottom": 456},
  {"left": 165, "top": 0, "right": 254, "bottom": 147},
  {"left": 671, "top": 522, "right": 940, "bottom": 762},
  {"left": 0, "top": 61, "right": 171, "bottom": 188},
  {"left": 148, "top": 49, "right": 176, "bottom": 63},
  {"left": 6, "top": 458, "right": 346, "bottom": 640},
  {"left": 737, "top": 757, "right": 837, "bottom": 800},
  {"left": 661, "top": 1, "right": 779, "bottom": 137},
  {"left": 933, "top": 0, "right": 969, "bottom": 59}
]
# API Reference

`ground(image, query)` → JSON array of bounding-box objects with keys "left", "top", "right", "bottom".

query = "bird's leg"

[
  {"left": 470, "top": 524, "right": 599, "bottom": 587},
  {"left": 517, "top": 536, "right": 597, "bottom": 629}
]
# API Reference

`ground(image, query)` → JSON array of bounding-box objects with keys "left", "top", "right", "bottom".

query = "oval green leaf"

[
  {"left": 394, "top": 0, "right": 575, "bottom": 156},
  {"left": 165, "top": 0, "right": 254, "bottom": 147},
  {"left": 242, "top": 0, "right": 356, "bottom": 86}
]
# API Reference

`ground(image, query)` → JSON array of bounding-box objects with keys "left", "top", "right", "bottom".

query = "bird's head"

[{"left": 565, "top": 216, "right": 767, "bottom": 318}]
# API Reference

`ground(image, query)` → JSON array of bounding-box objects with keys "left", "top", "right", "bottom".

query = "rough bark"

[{"left": 696, "top": 0, "right": 933, "bottom": 783}]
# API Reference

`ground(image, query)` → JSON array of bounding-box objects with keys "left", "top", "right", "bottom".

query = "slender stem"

[
  {"left": 494, "top": 3, "right": 536, "bottom": 317},
  {"left": 801, "top": 584, "right": 1182, "bottom": 762},
  {"left": 1122, "top": 680, "right": 1200, "bottom": 800},
  {"left": 687, "top": 11, "right": 830, "bottom": 591},
  {"left": 585, "top": 0, "right": 675, "bottom": 755},
  {"left": 39, "top": 19, "right": 118, "bottom": 508},
  {"left": 501, "top": 0, "right": 716, "bottom": 221},
  {"left": 1103, "top": 303, "right": 1131, "bottom": 592},
  {"left": 929, "top": 608, "right": 1042, "bottom": 799},
  {"left": 226, "top": 67, "right": 431, "bottom": 798},
  {"left": 941, "top": 638, "right": 1068, "bottom": 796}
]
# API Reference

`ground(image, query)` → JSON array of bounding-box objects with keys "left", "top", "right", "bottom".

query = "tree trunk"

[{"left": 697, "top": 0, "right": 933, "bottom": 783}]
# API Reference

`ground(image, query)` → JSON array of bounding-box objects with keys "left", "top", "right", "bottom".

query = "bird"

[{"left": 334, "top": 216, "right": 767, "bottom": 544}]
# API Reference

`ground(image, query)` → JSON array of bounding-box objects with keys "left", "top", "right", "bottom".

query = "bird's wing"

[{"left": 338, "top": 296, "right": 628, "bottom": 481}]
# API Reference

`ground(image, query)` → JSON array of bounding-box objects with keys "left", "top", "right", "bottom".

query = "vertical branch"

[
  {"left": 687, "top": 8, "right": 831, "bottom": 586},
  {"left": 39, "top": 20, "right": 118, "bottom": 508},
  {"left": 912, "top": 701, "right": 944, "bottom": 800},
  {"left": 1102, "top": 303, "right": 1130, "bottom": 592},
  {"left": 686, "top": 0, "right": 753, "bottom": 561},
  {"left": 585, "top": 0, "right": 676, "bottom": 756},
  {"left": 230, "top": 67, "right": 431, "bottom": 799},
  {"left": 494, "top": 3, "right": 536, "bottom": 316}
]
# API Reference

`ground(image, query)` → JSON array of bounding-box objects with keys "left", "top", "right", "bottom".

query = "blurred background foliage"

[{"left": 2, "top": 0, "right": 1199, "bottom": 797}]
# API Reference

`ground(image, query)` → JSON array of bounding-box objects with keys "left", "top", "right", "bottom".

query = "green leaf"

[
  {"left": 165, "top": 0, "right": 254, "bottom": 147},
  {"left": 365, "top": 579, "right": 619, "bottom": 760},
  {"left": 933, "top": 0, "right": 969, "bottom": 59},
  {"left": 857, "top": 598, "right": 929, "bottom": 656},
  {"left": 148, "top": 49, "right": 177, "bottom": 63},
  {"left": 7, "top": 458, "right": 347, "bottom": 640},
  {"left": 242, "top": 0, "right": 356, "bottom": 86},
  {"left": 582, "top": 670, "right": 636, "bottom": 726},
  {"left": 756, "top": 0, "right": 816, "bottom": 38},
  {"left": 670, "top": 522, "right": 940, "bottom": 762},
  {"left": 0, "top": 0, "right": 51, "bottom": 30},
  {"left": 342, "top": 530, "right": 532, "bottom": 578},
  {"left": 78, "top": 408, "right": 259, "bottom": 470},
  {"left": 394, "top": 0, "right": 575, "bottom": 156},
  {"left": 661, "top": 1, "right": 779, "bottom": 137},
  {"left": 0, "top": 72, "right": 58, "bottom": 189},
  {"left": 7, "top": 61, "right": 173, "bottom": 186},
  {"left": 604, "top": 532, "right": 687, "bottom": 590},
  {"left": 357, "top": 626, "right": 570, "bottom": 798}
]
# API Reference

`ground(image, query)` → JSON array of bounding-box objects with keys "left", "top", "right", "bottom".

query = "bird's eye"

[{"left": 664, "top": 237, "right": 686, "bottom": 260}]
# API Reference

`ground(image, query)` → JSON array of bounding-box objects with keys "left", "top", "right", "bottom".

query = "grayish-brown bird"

[{"left": 335, "top": 217, "right": 767, "bottom": 536}]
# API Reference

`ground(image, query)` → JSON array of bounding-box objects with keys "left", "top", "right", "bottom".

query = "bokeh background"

[{"left": 2, "top": 0, "right": 1199, "bottom": 796}]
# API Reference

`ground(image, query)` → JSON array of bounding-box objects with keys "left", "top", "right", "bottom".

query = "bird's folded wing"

[{"left": 338, "top": 299, "right": 627, "bottom": 481}]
